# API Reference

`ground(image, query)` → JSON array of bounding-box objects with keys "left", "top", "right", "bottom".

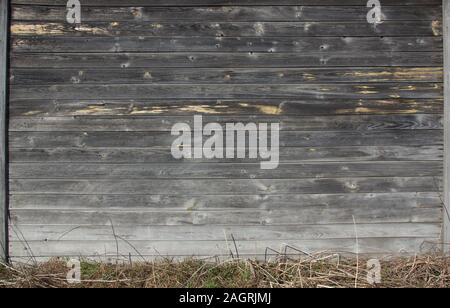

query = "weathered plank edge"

[
  {"left": 0, "top": 0, "right": 9, "bottom": 262},
  {"left": 443, "top": 0, "right": 450, "bottom": 253}
]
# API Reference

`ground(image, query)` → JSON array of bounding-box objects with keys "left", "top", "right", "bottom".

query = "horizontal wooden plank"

[
  {"left": 11, "top": 0, "right": 443, "bottom": 6},
  {"left": 10, "top": 21, "right": 443, "bottom": 37},
  {"left": 9, "top": 238, "right": 440, "bottom": 258},
  {"left": 10, "top": 68, "right": 444, "bottom": 85},
  {"left": 9, "top": 146, "right": 443, "bottom": 163},
  {"left": 11, "top": 36, "right": 443, "bottom": 53},
  {"left": 9, "top": 206, "right": 442, "bottom": 226},
  {"left": 10, "top": 52, "right": 443, "bottom": 68},
  {"left": 10, "top": 223, "right": 442, "bottom": 242},
  {"left": 9, "top": 115, "right": 444, "bottom": 132},
  {"left": 12, "top": 6, "right": 442, "bottom": 22},
  {"left": 9, "top": 192, "right": 442, "bottom": 210},
  {"left": 9, "top": 130, "right": 443, "bottom": 148},
  {"left": 9, "top": 162, "right": 443, "bottom": 180},
  {"left": 9, "top": 83, "right": 444, "bottom": 100},
  {"left": 9, "top": 177, "right": 443, "bottom": 195},
  {"left": 9, "top": 99, "right": 444, "bottom": 117}
]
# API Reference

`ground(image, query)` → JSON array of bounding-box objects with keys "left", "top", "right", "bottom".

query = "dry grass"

[{"left": 0, "top": 254, "right": 449, "bottom": 288}]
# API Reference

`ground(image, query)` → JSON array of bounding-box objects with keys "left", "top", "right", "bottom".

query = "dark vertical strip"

[
  {"left": 444, "top": 0, "right": 450, "bottom": 252},
  {"left": 0, "top": 0, "right": 8, "bottom": 262}
]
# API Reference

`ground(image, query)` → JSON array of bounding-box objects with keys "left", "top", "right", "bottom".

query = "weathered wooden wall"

[{"left": 7, "top": 0, "right": 445, "bottom": 261}]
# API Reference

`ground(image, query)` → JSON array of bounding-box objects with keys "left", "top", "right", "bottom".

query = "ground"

[{"left": 0, "top": 254, "right": 449, "bottom": 288}]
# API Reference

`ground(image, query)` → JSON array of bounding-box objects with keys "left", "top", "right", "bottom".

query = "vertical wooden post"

[
  {"left": 0, "top": 0, "right": 8, "bottom": 262},
  {"left": 444, "top": 0, "right": 450, "bottom": 252}
]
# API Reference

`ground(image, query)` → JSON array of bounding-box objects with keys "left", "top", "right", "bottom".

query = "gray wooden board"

[
  {"left": 10, "top": 52, "right": 444, "bottom": 68},
  {"left": 444, "top": 0, "right": 450, "bottom": 252},
  {"left": 8, "top": 162, "right": 444, "bottom": 180},
  {"left": 9, "top": 146, "right": 443, "bottom": 163},
  {"left": 8, "top": 115, "right": 444, "bottom": 131},
  {"left": 8, "top": 238, "right": 441, "bottom": 258},
  {"left": 11, "top": 36, "right": 443, "bottom": 53},
  {"left": 10, "top": 0, "right": 444, "bottom": 6},
  {"left": 8, "top": 192, "right": 443, "bottom": 210},
  {"left": 9, "top": 207, "right": 442, "bottom": 226},
  {"left": 10, "top": 21, "right": 443, "bottom": 37},
  {"left": 8, "top": 223, "right": 443, "bottom": 242},
  {"left": 9, "top": 83, "right": 444, "bottom": 100},
  {"left": 10, "top": 68, "right": 444, "bottom": 85},
  {"left": 8, "top": 130, "right": 443, "bottom": 148}
]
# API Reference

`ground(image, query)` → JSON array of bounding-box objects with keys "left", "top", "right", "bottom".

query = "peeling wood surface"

[{"left": 8, "top": 1, "right": 445, "bottom": 259}]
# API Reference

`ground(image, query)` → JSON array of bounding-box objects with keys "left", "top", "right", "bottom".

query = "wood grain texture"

[
  {"left": 0, "top": 0, "right": 8, "bottom": 262},
  {"left": 8, "top": 161, "right": 444, "bottom": 180},
  {"left": 9, "top": 99, "right": 444, "bottom": 117},
  {"left": 9, "top": 206, "right": 442, "bottom": 226},
  {"left": 9, "top": 238, "right": 441, "bottom": 259},
  {"left": 8, "top": 130, "right": 443, "bottom": 148},
  {"left": 11, "top": 36, "right": 443, "bottom": 53},
  {"left": 10, "top": 52, "right": 444, "bottom": 68},
  {"left": 10, "top": 68, "right": 444, "bottom": 85},
  {"left": 9, "top": 115, "right": 443, "bottom": 132}
]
